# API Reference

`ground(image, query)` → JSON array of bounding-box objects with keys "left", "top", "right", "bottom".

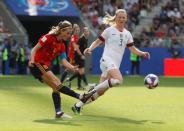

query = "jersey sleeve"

[
  {"left": 126, "top": 31, "right": 134, "bottom": 47},
  {"left": 98, "top": 28, "right": 109, "bottom": 42},
  {"left": 60, "top": 52, "right": 67, "bottom": 60},
  {"left": 38, "top": 35, "right": 53, "bottom": 46}
]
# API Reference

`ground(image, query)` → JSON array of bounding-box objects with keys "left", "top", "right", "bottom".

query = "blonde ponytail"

[
  {"left": 49, "top": 20, "right": 72, "bottom": 35},
  {"left": 103, "top": 12, "right": 116, "bottom": 26},
  {"left": 49, "top": 26, "right": 60, "bottom": 35},
  {"left": 103, "top": 9, "right": 127, "bottom": 26}
]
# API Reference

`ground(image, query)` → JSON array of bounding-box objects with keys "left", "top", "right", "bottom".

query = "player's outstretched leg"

[
  {"left": 80, "top": 90, "right": 96, "bottom": 103},
  {"left": 71, "top": 78, "right": 122, "bottom": 115},
  {"left": 71, "top": 90, "right": 96, "bottom": 115}
]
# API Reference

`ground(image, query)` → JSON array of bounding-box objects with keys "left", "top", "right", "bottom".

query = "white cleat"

[
  {"left": 55, "top": 112, "right": 73, "bottom": 119},
  {"left": 62, "top": 113, "right": 73, "bottom": 119}
]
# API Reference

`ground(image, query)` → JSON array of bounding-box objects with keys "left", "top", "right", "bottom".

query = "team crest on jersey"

[{"left": 41, "top": 36, "right": 47, "bottom": 42}]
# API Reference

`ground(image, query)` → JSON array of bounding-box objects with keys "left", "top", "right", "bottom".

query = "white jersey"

[{"left": 99, "top": 26, "right": 134, "bottom": 68}]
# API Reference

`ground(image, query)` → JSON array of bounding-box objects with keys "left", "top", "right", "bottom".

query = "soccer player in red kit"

[
  {"left": 60, "top": 24, "right": 83, "bottom": 88},
  {"left": 68, "top": 24, "right": 80, "bottom": 64},
  {"left": 29, "top": 20, "right": 95, "bottom": 119}
]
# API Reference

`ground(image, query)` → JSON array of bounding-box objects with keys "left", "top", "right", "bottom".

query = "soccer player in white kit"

[{"left": 72, "top": 9, "right": 150, "bottom": 114}]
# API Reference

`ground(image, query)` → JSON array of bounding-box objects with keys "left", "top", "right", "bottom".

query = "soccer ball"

[{"left": 144, "top": 74, "right": 159, "bottom": 89}]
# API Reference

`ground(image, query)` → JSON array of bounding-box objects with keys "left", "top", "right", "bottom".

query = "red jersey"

[
  {"left": 68, "top": 34, "right": 78, "bottom": 60},
  {"left": 34, "top": 34, "right": 65, "bottom": 67}
]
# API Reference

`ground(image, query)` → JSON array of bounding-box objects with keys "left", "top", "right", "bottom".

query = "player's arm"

[
  {"left": 72, "top": 41, "right": 85, "bottom": 59},
  {"left": 129, "top": 45, "right": 150, "bottom": 59},
  {"left": 60, "top": 52, "right": 78, "bottom": 72},
  {"left": 29, "top": 43, "right": 42, "bottom": 66},
  {"left": 84, "top": 39, "right": 102, "bottom": 55},
  {"left": 73, "top": 42, "right": 82, "bottom": 56}
]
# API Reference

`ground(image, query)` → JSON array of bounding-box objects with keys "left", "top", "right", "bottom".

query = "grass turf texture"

[{"left": 0, "top": 75, "right": 184, "bottom": 131}]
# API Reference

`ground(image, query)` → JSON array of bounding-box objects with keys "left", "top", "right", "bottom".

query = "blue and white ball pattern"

[{"left": 144, "top": 74, "right": 159, "bottom": 89}]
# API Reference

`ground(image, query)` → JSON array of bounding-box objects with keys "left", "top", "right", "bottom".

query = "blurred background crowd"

[{"left": 0, "top": 0, "right": 184, "bottom": 75}]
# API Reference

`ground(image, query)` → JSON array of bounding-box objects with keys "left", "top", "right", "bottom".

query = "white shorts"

[{"left": 100, "top": 59, "right": 118, "bottom": 77}]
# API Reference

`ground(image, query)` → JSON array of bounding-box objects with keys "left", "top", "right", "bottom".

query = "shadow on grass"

[
  {"left": 82, "top": 115, "right": 165, "bottom": 125},
  {"left": 34, "top": 114, "right": 165, "bottom": 125},
  {"left": 34, "top": 119, "right": 81, "bottom": 126}
]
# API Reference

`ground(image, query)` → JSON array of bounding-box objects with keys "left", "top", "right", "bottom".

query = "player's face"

[
  {"left": 84, "top": 28, "right": 90, "bottom": 37},
  {"left": 115, "top": 12, "right": 127, "bottom": 26},
  {"left": 60, "top": 27, "right": 72, "bottom": 41},
  {"left": 73, "top": 25, "right": 80, "bottom": 36}
]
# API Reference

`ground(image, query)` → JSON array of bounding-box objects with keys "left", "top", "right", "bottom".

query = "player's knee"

[
  {"left": 109, "top": 78, "right": 122, "bottom": 87},
  {"left": 53, "top": 83, "right": 63, "bottom": 91}
]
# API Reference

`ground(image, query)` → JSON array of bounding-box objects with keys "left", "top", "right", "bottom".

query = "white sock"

[
  {"left": 75, "top": 80, "right": 113, "bottom": 108},
  {"left": 56, "top": 111, "right": 62, "bottom": 115},
  {"left": 94, "top": 79, "right": 110, "bottom": 90},
  {"left": 76, "top": 101, "right": 84, "bottom": 107}
]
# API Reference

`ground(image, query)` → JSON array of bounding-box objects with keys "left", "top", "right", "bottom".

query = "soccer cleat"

[
  {"left": 80, "top": 90, "right": 96, "bottom": 103},
  {"left": 88, "top": 86, "right": 94, "bottom": 92},
  {"left": 71, "top": 104, "right": 81, "bottom": 115},
  {"left": 55, "top": 112, "right": 72, "bottom": 119}
]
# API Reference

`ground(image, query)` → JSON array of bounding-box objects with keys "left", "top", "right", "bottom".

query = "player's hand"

[
  {"left": 81, "top": 55, "right": 85, "bottom": 60},
  {"left": 70, "top": 65, "right": 79, "bottom": 73},
  {"left": 142, "top": 52, "right": 150, "bottom": 59},
  {"left": 84, "top": 48, "right": 92, "bottom": 55},
  {"left": 28, "top": 60, "right": 35, "bottom": 67}
]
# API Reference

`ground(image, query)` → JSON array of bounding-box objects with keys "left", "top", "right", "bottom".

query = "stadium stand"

[
  {"left": 73, "top": 0, "right": 183, "bottom": 48},
  {"left": 139, "top": 0, "right": 184, "bottom": 47},
  {"left": 0, "top": 1, "right": 28, "bottom": 44},
  {"left": 73, "top": 0, "right": 160, "bottom": 32},
  {"left": 0, "top": 1, "right": 29, "bottom": 74}
]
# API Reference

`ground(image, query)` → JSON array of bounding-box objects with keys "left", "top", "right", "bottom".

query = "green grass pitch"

[{"left": 0, "top": 75, "right": 184, "bottom": 131}]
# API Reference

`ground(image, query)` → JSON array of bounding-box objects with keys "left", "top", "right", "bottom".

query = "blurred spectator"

[
  {"left": 0, "top": 40, "right": 3, "bottom": 74},
  {"left": 25, "top": 44, "right": 32, "bottom": 74},
  {"left": 130, "top": 38, "right": 141, "bottom": 75},
  {"left": 168, "top": 40, "right": 181, "bottom": 58},
  {"left": 179, "top": 0, "right": 184, "bottom": 13},
  {"left": 1, "top": 40, "right": 9, "bottom": 74},
  {"left": 139, "top": 0, "right": 184, "bottom": 47},
  {"left": 16, "top": 44, "right": 26, "bottom": 74},
  {"left": 73, "top": 0, "right": 160, "bottom": 34},
  {"left": 9, "top": 38, "right": 18, "bottom": 74},
  {"left": 139, "top": 4, "right": 148, "bottom": 18}
]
